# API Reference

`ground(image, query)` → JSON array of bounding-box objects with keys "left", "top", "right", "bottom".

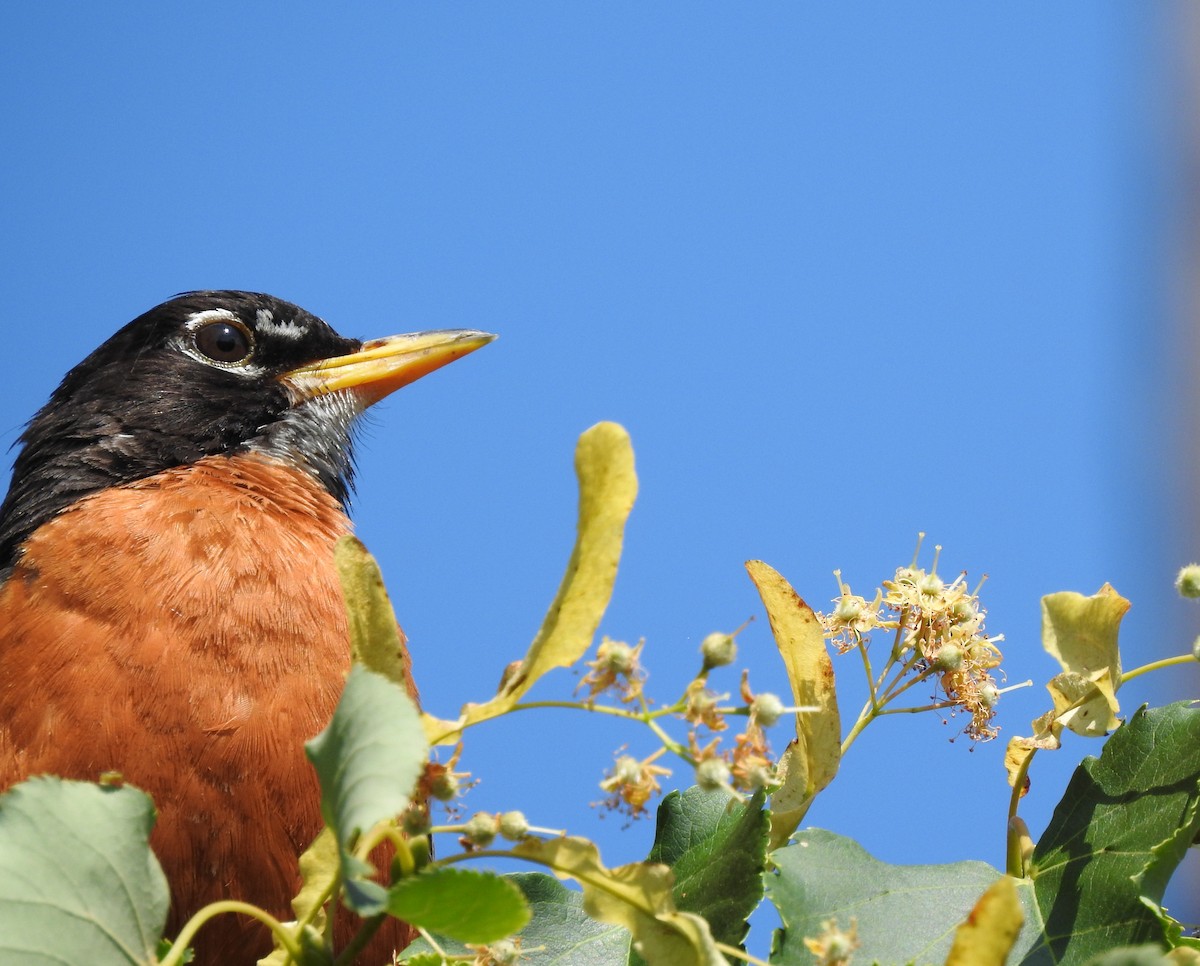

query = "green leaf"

[
  {"left": 401, "top": 873, "right": 629, "bottom": 964},
  {"left": 1081, "top": 948, "right": 1176, "bottom": 966},
  {"left": 1019, "top": 702, "right": 1200, "bottom": 962},
  {"left": 305, "top": 664, "right": 429, "bottom": 913},
  {"left": 768, "top": 705, "right": 1200, "bottom": 964},
  {"left": 641, "top": 787, "right": 767, "bottom": 951},
  {"left": 386, "top": 867, "right": 530, "bottom": 944},
  {"left": 512, "top": 836, "right": 725, "bottom": 966},
  {"left": 766, "top": 828, "right": 1016, "bottom": 965},
  {"left": 0, "top": 777, "right": 169, "bottom": 966}
]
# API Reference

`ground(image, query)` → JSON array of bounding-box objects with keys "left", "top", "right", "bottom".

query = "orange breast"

[{"left": 0, "top": 454, "right": 411, "bottom": 963}]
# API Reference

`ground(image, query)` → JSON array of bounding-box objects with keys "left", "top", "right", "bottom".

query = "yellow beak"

[{"left": 282, "top": 330, "right": 496, "bottom": 407}]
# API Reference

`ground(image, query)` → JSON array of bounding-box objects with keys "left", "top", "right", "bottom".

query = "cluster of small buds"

[
  {"left": 820, "top": 537, "right": 1006, "bottom": 742},
  {"left": 597, "top": 748, "right": 671, "bottom": 818},
  {"left": 682, "top": 672, "right": 787, "bottom": 794},
  {"left": 728, "top": 672, "right": 779, "bottom": 791},
  {"left": 588, "top": 619, "right": 787, "bottom": 816},
  {"left": 457, "top": 810, "right": 535, "bottom": 850},
  {"left": 578, "top": 637, "right": 647, "bottom": 704}
]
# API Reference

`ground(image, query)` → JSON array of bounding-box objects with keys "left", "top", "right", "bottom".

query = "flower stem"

[
  {"left": 1121, "top": 653, "right": 1196, "bottom": 684},
  {"left": 162, "top": 902, "right": 298, "bottom": 966}
]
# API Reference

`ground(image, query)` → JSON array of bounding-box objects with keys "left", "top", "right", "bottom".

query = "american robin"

[{"left": 0, "top": 291, "right": 493, "bottom": 964}]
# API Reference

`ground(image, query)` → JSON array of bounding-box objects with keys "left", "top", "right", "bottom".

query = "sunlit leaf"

[
  {"left": 639, "top": 787, "right": 766, "bottom": 954},
  {"left": 1082, "top": 949, "right": 1179, "bottom": 966},
  {"left": 426, "top": 422, "right": 638, "bottom": 745},
  {"left": 335, "top": 535, "right": 412, "bottom": 690},
  {"left": 385, "top": 867, "right": 529, "bottom": 944},
  {"left": 512, "top": 836, "right": 725, "bottom": 965},
  {"left": 0, "top": 777, "right": 169, "bottom": 966},
  {"left": 1040, "top": 585, "right": 1128, "bottom": 736},
  {"left": 1005, "top": 711, "right": 1062, "bottom": 791},
  {"left": 744, "top": 560, "right": 840, "bottom": 850},
  {"left": 400, "top": 873, "right": 629, "bottom": 964},
  {"left": 766, "top": 829, "right": 1025, "bottom": 965},
  {"left": 945, "top": 876, "right": 1023, "bottom": 966},
  {"left": 306, "top": 665, "right": 429, "bottom": 913},
  {"left": 1020, "top": 702, "right": 1200, "bottom": 961}
]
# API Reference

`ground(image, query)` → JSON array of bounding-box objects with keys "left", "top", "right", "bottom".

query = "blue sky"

[{"left": 3, "top": 2, "right": 1195, "bottom": 944}]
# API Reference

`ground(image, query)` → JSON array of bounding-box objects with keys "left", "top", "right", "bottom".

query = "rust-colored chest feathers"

[{"left": 0, "top": 456, "right": 353, "bottom": 959}]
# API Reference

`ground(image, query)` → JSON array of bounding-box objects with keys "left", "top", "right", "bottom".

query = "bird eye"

[{"left": 195, "top": 320, "right": 253, "bottom": 365}]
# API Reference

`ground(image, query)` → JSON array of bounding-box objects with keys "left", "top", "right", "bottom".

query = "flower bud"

[
  {"left": 426, "top": 764, "right": 461, "bottom": 802},
  {"left": 701, "top": 632, "right": 737, "bottom": 668},
  {"left": 832, "top": 596, "right": 865, "bottom": 623},
  {"left": 463, "top": 812, "right": 498, "bottom": 848},
  {"left": 498, "top": 811, "right": 530, "bottom": 841},
  {"left": 1177, "top": 564, "right": 1200, "bottom": 599},
  {"left": 611, "top": 755, "right": 643, "bottom": 784},
  {"left": 486, "top": 940, "right": 520, "bottom": 965},
  {"left": 918, "top": 572, "right": 944, "bottom": 596},
  {"left": 598, "top": 638, "right": 635, "bottom": 673},
  {"left": 751, "top": 692, "right": 786, "bottom": 727},
  {"left": 401, "top": 805, "right": 430, "bottom": 836},
  {"left": 695, "top": 757, "right": 731, "bottom": 790},
  {"left": 950, "top": 598, "right": 977, "bottom": 622},
  {"left": 933, "top": 642, "right": 964, "bottom": 671},
  {"left": 738, "top": 760, "right": 775, "bottom": 791}
]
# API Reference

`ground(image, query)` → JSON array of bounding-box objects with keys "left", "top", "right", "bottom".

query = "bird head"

[{"left": 0, "top": 291, "right": 494, "bottom": 575}]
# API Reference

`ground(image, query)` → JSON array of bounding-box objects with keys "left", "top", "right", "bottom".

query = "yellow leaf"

[
  {"left": 427, "top": 423, "right": 638, "bottom": 745},
  {"left": 257, "top": 828, "right": 339, "bottom": 965},
  {"left": 335, "top": 536, "right": 411, "bottom": 690},
  {"left": 1040, "top": 585, "right": 1129, "bottom": 737},
  {"left": 944, "top": 875, "right": 1023, "bottom": 966},
  {"left": 512, "top": 836, "right": 726, "bottom": 966},
  {"left": 744, "top": 560, "right": 841, "bottom": 850},
  {"left": 1046, "top": 670, "right": 1120, "bottom": 736},
  {"left": 1004, "top": 711, "right": 1063, "bottom": 789}
]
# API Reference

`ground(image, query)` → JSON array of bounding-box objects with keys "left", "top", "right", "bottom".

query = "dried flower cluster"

[
  {"left": 821, "top": 540, "right": 1005, "bottom": 741},
  {"left": 597, "top": 748, "right": 671, "bottom": 817},
  {"left": 579, "top": 637, "right": 647, "bottom": 704}
]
